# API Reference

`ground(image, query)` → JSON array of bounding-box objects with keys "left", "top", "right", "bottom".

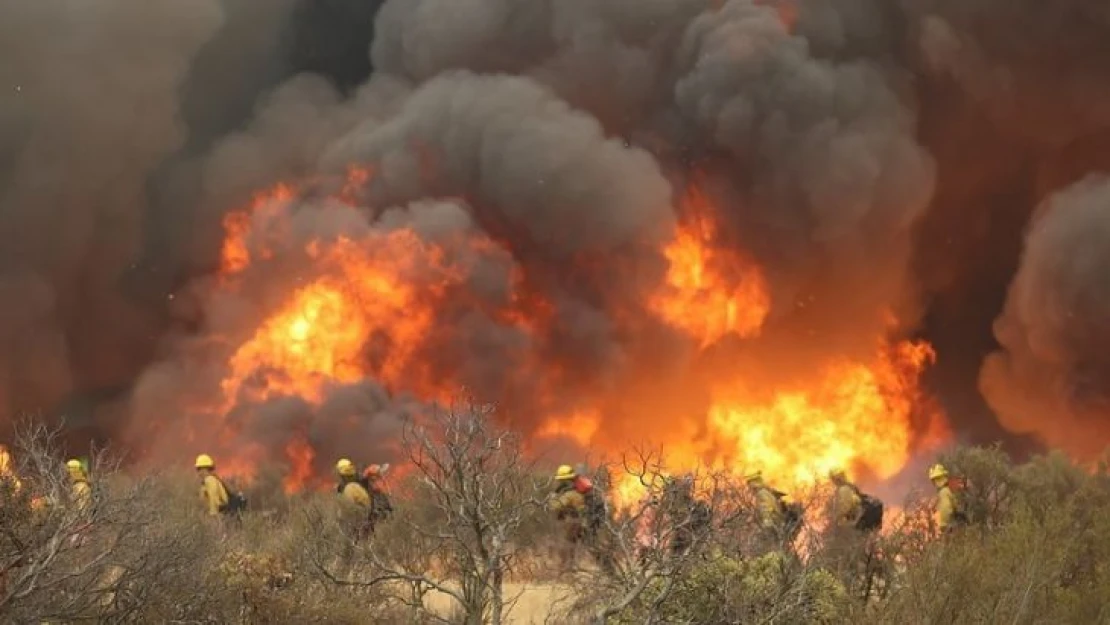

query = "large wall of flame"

[{"left": 0, "top": 0, "right": 1108, "bottom": 467}]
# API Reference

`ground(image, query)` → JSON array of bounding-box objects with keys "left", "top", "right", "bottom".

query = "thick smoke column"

[
  {"left": 6, "top": 0, "right": 1106, "bottom": 481},
  {"left": 336, "top": 0, "right": 936, "bottom": 366},
  {"left": 908, "top": 0, "right": 1110, "bottom": 449},
  {"left": 913, "top": 0, "right": 1110, "bottom": 148},
  {"left": 132, "top": 70, "right": 676, "bottom": 469},
  {"left": 670, "top": 1, "right": 934, "bottom": 367},
  {"left": 981, "top": 176, "right": 1110, "bottom": 460},
  {"left": 0, "top": 0, "right": 224, "bottom": 432},
  {"left": 124, "top": 0, "right": 950, "bottom": 482}
]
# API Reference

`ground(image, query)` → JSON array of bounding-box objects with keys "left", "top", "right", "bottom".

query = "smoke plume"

[
  {"left": 0, "top": 0, "right": 224, "bottom": 433},
  {"left": 981, "top": 175, "right": 1110, "bottom": 460},
  {"left": 913, "top": 0, "right": 1110, "bottom": 148},
  {"left": 3, "top": 0, "right": 1110, "bottom": 481}
]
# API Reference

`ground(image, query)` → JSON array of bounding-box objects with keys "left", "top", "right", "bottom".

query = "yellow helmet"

[
  {"left": 927, "top": 463, "right": 948, "bottom": 481},
  {"left": 336, "top": 458, "right": 356, "bottom": 477},
  {"left": 828, "top": 467, "right": 847, "bottom": 480},
  {"left": 195, "top": 454, "right": 215, "bottom": 469},
  {"left": 554, "top": 464, "right": 576, "bottom": 481},
  {"left": 744, "top": 470, "right": 763, "bottom": 483},
  {"left": 66, "top": 459, "right": 87, "bottom": 481}
]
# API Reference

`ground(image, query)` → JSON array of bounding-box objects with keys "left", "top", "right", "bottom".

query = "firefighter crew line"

[
  {"left": 547, "top": 463, "right": 967, "bottom": 566},
  {"left": 7, "top": 451, "right": 969, "bottom": 552}
]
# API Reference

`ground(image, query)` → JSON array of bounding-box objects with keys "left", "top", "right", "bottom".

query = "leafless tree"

[
  {"left": 562, "top": 448, "right": 746, "bottom": 624},
  {"left": 0, "top": 419, "right": 229, "bottom": 623},
  {"left": 306, "top": 400, "right": 546, "bottom": 625}
]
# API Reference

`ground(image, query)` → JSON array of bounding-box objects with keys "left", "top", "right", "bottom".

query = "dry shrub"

[{"left": 5, "top": 417, "right": 1110, "bottom": 625}]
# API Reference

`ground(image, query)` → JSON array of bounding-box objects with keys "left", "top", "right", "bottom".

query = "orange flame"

[
  {"left": 535, "top": 410, "right": 602, "bottom": 448},
  {"left": 755, "top": 0, "right": 799, "bottom": 33},
  {"left": 200, "top": 167, "right": 948, "bottom": 499},
  {"left": 220, "top": 183, "right": 296, "bottom": 275},
  {"left": 219, "top": 230, "right": 457, "bottom": 408},
  {"left": 650, "top": 184, "right": 770, "bottom": 347},
  {"left": 610, "top": 340, "right": 942, "bottom": 507},
  {"left": 283, "top": 436, "right": 316, "bottom": 493},
  {"left": 707, "top": 340, "right": 939, "bottom": 485},
  {"left": 0, "top": 444, "right": 21, "bottom": 492},
  {"left": 612, "top": 179, "right": 946, "bottom": 504}
]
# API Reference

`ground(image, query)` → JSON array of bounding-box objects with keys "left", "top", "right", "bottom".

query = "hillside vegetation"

[{"left": 2, "top": 413, "right": 1108, "bottom": 624}]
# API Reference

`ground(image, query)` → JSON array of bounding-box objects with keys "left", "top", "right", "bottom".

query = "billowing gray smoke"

[
  {"left": 125, "top": 0, "right": 943, "bottom": 476},
  {"left": 0, "top": 0, "right": 225, "bottom": 433},
  {"left": 4, "top": 0, "right": 1110, "bottom": 476},
  {"left": 910, "top": 0, "right": 1110, "bottom": 455},
  {"left": 981, "top": 175, "right": 1110, "bottom": 460},
  {"left": 913, "top": 0, "right": 1110, "bottom": 148}
]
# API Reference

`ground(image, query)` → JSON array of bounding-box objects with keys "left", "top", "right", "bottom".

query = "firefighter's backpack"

[
  {"left": 574, "top": 476, "right": 607, "bottom": 527},
  {"left": 774, "top": 490, "right": 803, "bottom": 530},
  {"left": 856, "top": 493, "right": 884, "bottom": 531},
  {"left": 217, "top": 477, "right": 248, "bottom": 514}
]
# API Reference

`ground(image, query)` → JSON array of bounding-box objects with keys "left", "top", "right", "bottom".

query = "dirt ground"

[{"left": 423, "top": 582, "right": 575, "bottom": 624}]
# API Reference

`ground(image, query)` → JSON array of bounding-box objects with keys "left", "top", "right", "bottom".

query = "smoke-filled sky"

[{"left": 1, "top": 0, "right": 1108, "bottom": 469}]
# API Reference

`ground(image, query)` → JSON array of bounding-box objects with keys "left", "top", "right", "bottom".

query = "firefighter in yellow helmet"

[
  {"left": 336, "top": 458, "right": 371, "bottom": 507},
  {"left": 746, "top": 470, "right": 802, "bottom": 548},
  {"left": 828, "top": 467, "right": 862, "bottom": 529},
  {"left": 746, "top": 471, "right": 783, "bottom": 529},
  {"left": 66, "top": 459, "right": 92, "bottom": 513},
  {"left": 335, "top": 458, "right": 375, "bottom": 542},
  {"left": 549, "top": 464, "right": 587, "bottom": 569},
  {"left": 929, "top": 463, "right": 964, "bottom": 533},
  {"left": 195, "top": 454, "right": 229, "bottom": 517}
]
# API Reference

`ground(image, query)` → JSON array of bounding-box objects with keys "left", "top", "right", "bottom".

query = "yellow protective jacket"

[
  {"left": 549, "top": 487, "right": 585, "bottom": 520},
  {"left": 833, "top": 484, "right": 862, "bottom": 528},
  {"left": 340, "top": 481, "right": 371, "bottom": 508},
  {"left": 754, "top": 487, "right": 784, "bottom": 530},
  {"left": 200, "top": 474, "right": 229, "bottom": 516},
  {"left": 936, "top": 485, "right": 958, "bottom": 531},
  {"left": 71, "top": 478, "right": 92, "bottom": 513}
]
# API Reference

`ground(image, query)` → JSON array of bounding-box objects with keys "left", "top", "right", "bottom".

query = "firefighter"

[
  {"left": 661, "top": 475, "right": 711, "bottom": 556},
  {"left": 336, "top": 459, "right": 371, "bottom": 506},
  {"left": 828, "top": 468, "right": 862, "bottom": 529},
  {"left": 929, "top": 463, "right": 964, "bottom": 533},
  {"left": 549, "top": 464, "right": 587, "bottom": 569},
  {"left": 336, "top": 458, "right": 373, "bottom": 541},
  {"left": 66, "top": 459, "right": 92, "bottom": 514},
  {"left": 195, "top": 454, "right": 229, "bottom": 517},
  {"left": 746, "top": 471, "right": 802, "bottom": 548},
  {"left": 361, "top": 463, "right": 393, "bottom": 533}
]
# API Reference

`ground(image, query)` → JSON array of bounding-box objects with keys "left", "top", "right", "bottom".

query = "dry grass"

[
  {"left": 423, "top": 582, "right": 573, "bottom": 624},
  {"left": 3, "top": 419, "right": 1110, "bottom": 624}
]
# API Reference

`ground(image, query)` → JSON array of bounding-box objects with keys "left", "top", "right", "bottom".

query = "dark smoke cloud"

[
  {"left": 0, "top": 0, "right": 225, "bottom": 433},
  {"left": 123, "top": 0, "right": 948, "bottom": 474},
  {"left": 912, "top": 0, "right": 1110, "bottom": 147},
  {"left": 319, "top": 72, "right": 674, "bottom": 264},
  {"left": 129, "top": 195, "right": 484, "bottom": 468},
  {"left": 906, "top": 0, "right": 1110, "bottom": 451},
  {"left": 367, "top": 0, "right": 935, "bottom": 365},
  {"left": 671, "top": 1, "right": 934, "bottom": 365},
  {"left": 131, "top": 65, "right": 677, "bottom": 464},
  {"left": 980, "top": 175, "right": 1110, "bottom": 459},
  {"left": 9, "top": 0, "right": 1108, "bottom": 476}
]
